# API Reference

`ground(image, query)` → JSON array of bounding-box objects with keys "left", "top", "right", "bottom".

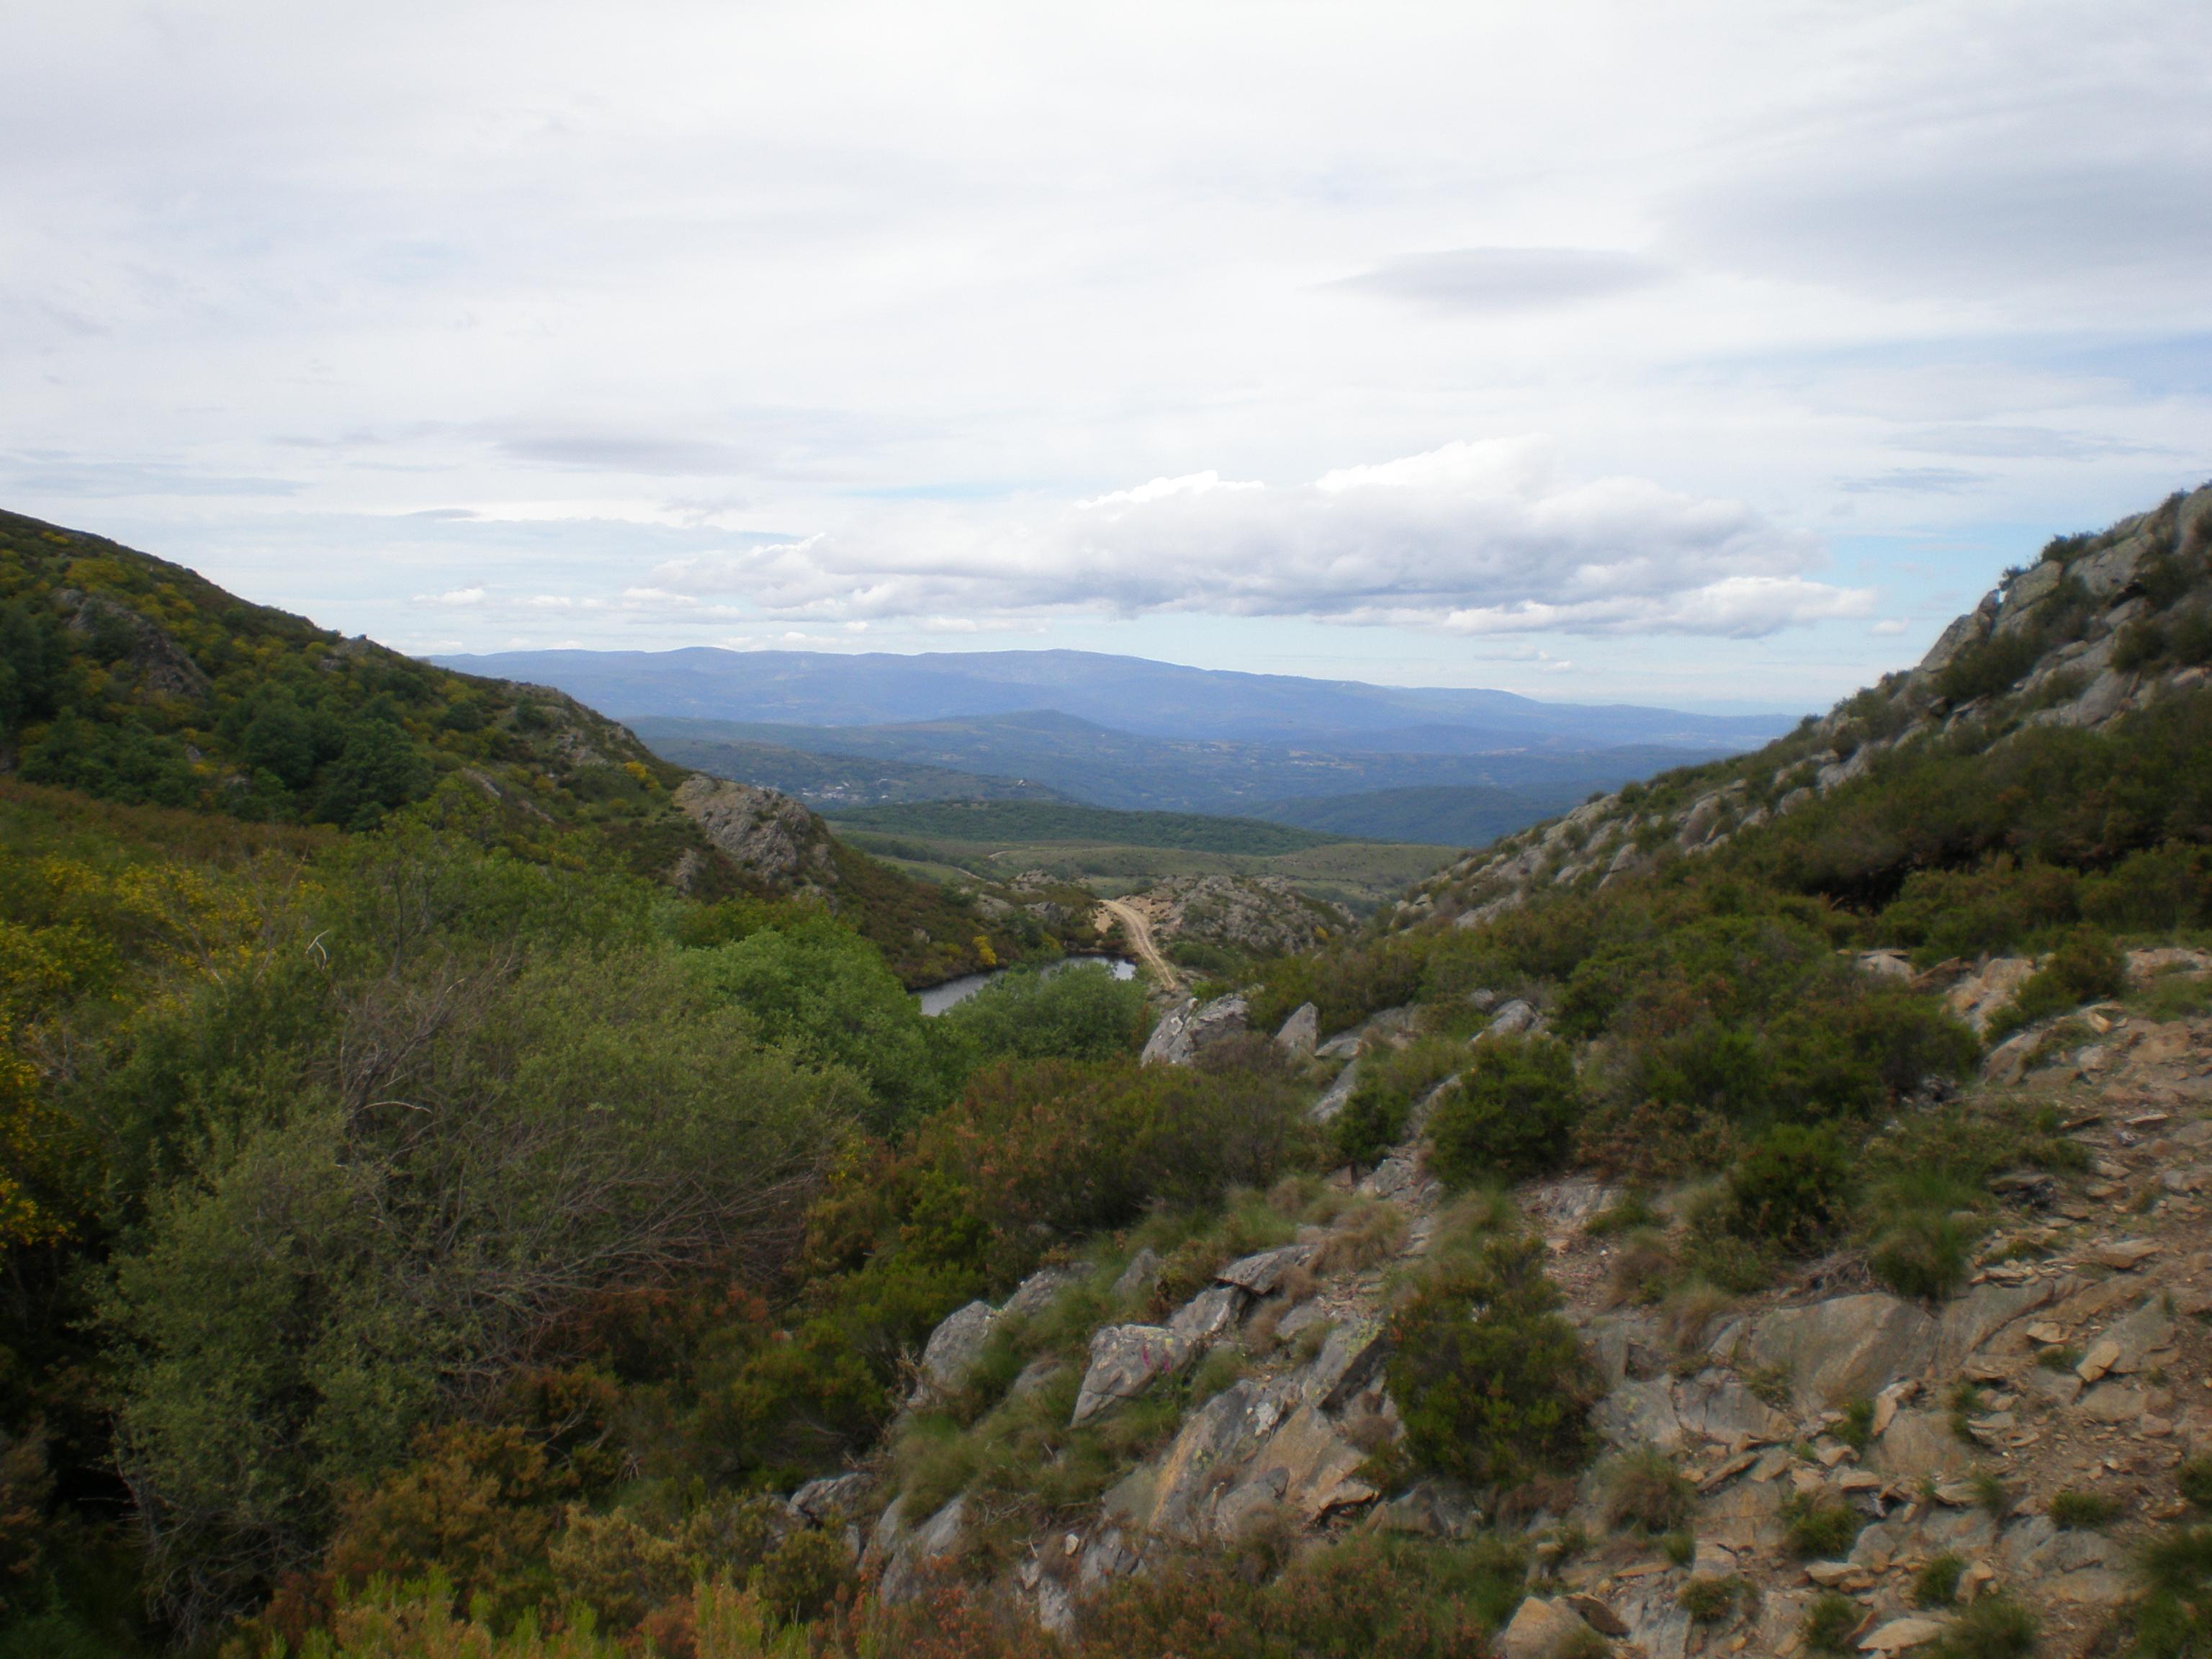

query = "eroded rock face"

[
  {"left": 674, "top": 775, "right": 839, "bottom": 888},
  {"left": 1120, "top": 874, "right": 1351, "bottom": 957},
  {"left": 1274, "top": 1002, "right": 1319, "bottom": 1058},
  {"left": 1730, "top": 1293, "right": 1936, "bottom": 1412}
]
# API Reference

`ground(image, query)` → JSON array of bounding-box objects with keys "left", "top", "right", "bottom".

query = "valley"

[{"left": 5, "top": 484, "right": 2212, "bottom": 1659}]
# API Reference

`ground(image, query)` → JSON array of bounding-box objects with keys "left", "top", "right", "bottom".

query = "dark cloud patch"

[{"left": 1334, "top": 246, "right": 1669, "bottom": 312}]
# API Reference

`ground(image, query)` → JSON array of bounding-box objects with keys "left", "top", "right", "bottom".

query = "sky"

[{"left": 5, "top": 1, "right": 2211, "bottom": 714}]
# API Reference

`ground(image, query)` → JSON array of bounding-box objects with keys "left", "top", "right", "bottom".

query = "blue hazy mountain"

[{"left": 436, "top": 646, "right": 1794, "bottom": 752}]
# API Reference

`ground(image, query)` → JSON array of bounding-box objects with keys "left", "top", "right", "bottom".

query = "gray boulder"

[
  {"left": 1303, "top": 1313, "right": 1391, "bottom": 1411},
  {"left": 909, "top": 1300, "right": 997, "bottom": 1406},
  {"left": 1274, "top": 1002, "right": 1319, "bottom": 1058},
  {"left": 1216, "top": 1244, "right": 1318, "bottom": 1296},
  {"left": 1166, "top": 1284, "right": 1249, "bottom": 1345},
  {"left": 1141, "top": 993, "right": 1251, "bottom": 1067},
  {"left": 673, "top": 775, "right": 840, "bottom": 889},
  {"left": 789, "top": 1471, "right": 873, "bottom": 1525},
  {"left": 1111, "top": 1246, "right": 1162, "bottom": 1303},
  {"left": 1002, "top": 1263, "right": 1087, "bottom": 1323},
  {"left": 1310, "top": 1059, "right": 1359, "bottom": 1124}
]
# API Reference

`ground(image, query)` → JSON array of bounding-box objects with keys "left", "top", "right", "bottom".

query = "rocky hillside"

[
  {"left": 721, "top": 484, "right": 2212, "bottom": 1659},
  {"left": 1399, "top": 483, "right": 2212, "bottom": 934}
]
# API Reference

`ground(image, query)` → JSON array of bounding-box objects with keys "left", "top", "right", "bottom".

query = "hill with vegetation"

[
  {"left": 822, "top": 801, "right": 1347, "bottom": 856},
  {"left": 0, "top": 510, "right": 1100, "bottom": 988},
  {"left": 626, "top": 727, "right": 1071, "bottom": 809},
  {"left": 9, "top": 484, "right": 2212, "bottom": 1659}
]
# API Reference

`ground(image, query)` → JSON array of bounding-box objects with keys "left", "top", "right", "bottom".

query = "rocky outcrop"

[
  {"left": 1118, "top": 874, "right": 1352, "bottom": 957},
  {"left": 1140, "top": 993, "right": 1249, "bottom": 1066},
  {"left": 54, "top": 589, "right": 210, "bottom": 703},
  {"left": 673, "top": 775, "right": 840, "bottom": 889}
]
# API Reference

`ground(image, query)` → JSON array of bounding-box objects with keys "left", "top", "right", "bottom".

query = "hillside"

[
  {"left": 1256, "top": 782, "right": 1599, "bottom": 846},
  {"left": 439, "top": 644, "right": 1795, "bottom": 751},
  {"left": 822, "top": 801, "right": 1348, "bottom": 856},
  {"left": 629, "top": 729, "right": 1071, "bottom": 809},
  {"left": 0, "top": 511, "right": 1083, "bottom": 986},
  {"left": 13, "top": 483, "right": 2212, "bottom": 1659}
]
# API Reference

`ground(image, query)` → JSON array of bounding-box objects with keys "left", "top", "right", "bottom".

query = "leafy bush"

[
  {"left": 1869, "top": 1210, "right": 1976, "bottom": 1301},
  {"left": 1676, "top": 1575, "right": 1748, "bottom": 1623},
  {"left": 1385, "top": 1236, "right": 1598, "bottom": 1488},
  {"left": 934, "top": 962, "right": 1148, "bottom": 1066},
  {"left": 1990, "top": 927, "right": 2127, "bottom": 1039},
  {"left": 2135, "top": 1524, "right": 2212, "bottom": 1658},
  {"left": 1426, "top": 1034, "right": 1581, "bottom": 1187},
  {"left": 1724, "top": 1124, "right": 1853, "bottom": 1254},
  {"left": 2180, "top": 1457, "right": 2212, "bottom": 1509},
  {"left": 1332, "top": 1036, "right": 1465, "bottom": 1166},
  {"left": 752, "top": 1528, "right": 853, "bottom": 1624}
]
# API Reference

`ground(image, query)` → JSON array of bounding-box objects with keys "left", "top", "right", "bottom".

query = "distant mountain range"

[
  {"left": 437, "top": 646, "right": 1802, "bottom": 847},
  {"left": 436, "top": 647, "right": 1794, "bottom": 751}
]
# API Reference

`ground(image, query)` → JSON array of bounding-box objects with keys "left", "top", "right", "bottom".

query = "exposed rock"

[
  {"left": 1219, "top": 1402, "right": 1375, "bottom": 1527},
  {"left": 790, "top": 1472, "right": 873, "bottom": 1524},
  {"left": 674, "top": 775, "right": 840, "bottom": 888},
  {"left": 1673, "top": 1367, "right": 1793, "bottom": 1447},
  {"left": 1933, "top": 1280, "right": 2052, "bottom": 1373},
  {"left": 873, "top": 1496, "right": 967, "bottom": 1606},
  {"left": 1732, "top": 1294, "right": 1936, "bottom": 1411},
  {"left": 1946, "top": 957, "right": 2038, "bottom": 1033},
  {"left": 1870, "top": 1407, "right": 1975, "bottom": 1483},
  {"left": 910, "top": 1300, "right": 997, "bottom": 1406},
  {"left": 1216, "top": 1244, "right": 1318, "bottom": 1296},
  {"left": 1861, "top": 1616, "right": 1947, "bottom": 1653},
  {"left": 1111, "top": 1247, "right": 1163, "bottom": 1303},
  {"left": 1002, "top": 1264, "right": 1087, "bottom": 1323},
  {"left": 1166, "top": 1284, "right": 1249, "bottom": 1345},
  {"left": 56, "top": 590, "right": 211, "bottom": 703},
  {"left": 1310, "top": 1059, "right": 1359, "bottom": 1123},
  {"left": 1483, "top": 998, "right": 1539, "bottom": 1037},
  {"left": 1072, "top": 1325, "right": 1191, "bottom": 1424},
  {"left": 1141, "top": 994, "right": 1250, "bottom": 1067},
  {"left": 1303, "top": 1313, "right": 1391, "bottom": 1412},
  {"left": 1274, "top": 1002, "right": 1318, "bottom": 1058},
  {"left": 1119, "top": 873, "right": 1350, "bottom": 957},
  {"left": 1143, "top": 1379, "right": 1288, "bottom": 1538},
  {"left": 1498, "top": 1596, "right": 1598, "bottom": 1659}
]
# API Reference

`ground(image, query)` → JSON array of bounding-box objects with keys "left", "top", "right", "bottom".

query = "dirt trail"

[{"left": 1095, "top": 897, "right": 1180, "bottom": 993}]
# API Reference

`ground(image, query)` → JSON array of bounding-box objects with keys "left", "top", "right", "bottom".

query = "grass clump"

[
  {"left": 1927, "top": 1595, "right": 2038, "bottom": 1659},
  {"left": 2180, "top": 1457, "right": 2212, "bottom": 1509},
  {"left": 1677, "top": 1574, "right": 1750, "bottom": 1623},
  {"left": 1800, "top": 1590, "right": 1864, "bottom": 1654},
  {"left": 2048, "top": 1488, "right": 2121, "bottom": 1530},
  {"left": 1834, "top": 1398, "right": 1875, "bottom": 1452},
  {"left": 1912, "top": 1552, "right": 1964, "bottom": 1608},
  {"left": 1601, "top": 1449, "right": 1695, "bottom": 1534},
  {"left": 1781, "top": 1491, "right": 1864, "bottom": 1560}
]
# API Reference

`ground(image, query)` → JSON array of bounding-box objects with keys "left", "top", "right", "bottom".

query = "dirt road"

[{"left": 1095, "top": 897, "right": 1181, "bottom": 993}]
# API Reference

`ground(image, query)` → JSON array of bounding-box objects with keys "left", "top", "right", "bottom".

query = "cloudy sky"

[{"left": 6, "top": 1, "right": 2210, "bottom": 711}]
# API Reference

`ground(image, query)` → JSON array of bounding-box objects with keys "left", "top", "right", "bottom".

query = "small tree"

[{"left": 1426, "top": 1033, "right": 1581, "bottom": 1187}]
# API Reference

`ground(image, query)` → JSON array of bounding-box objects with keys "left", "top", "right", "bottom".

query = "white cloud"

[
  {"left": 414, "top": 586, "right": 486, "bottom": 606},
  {"left": 649, "top": 439, "right": 1868, "bottom": 637}
]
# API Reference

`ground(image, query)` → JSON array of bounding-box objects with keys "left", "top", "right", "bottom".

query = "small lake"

[{"left": 917, "top": 956, "right": 1138, "bottom": 1017}]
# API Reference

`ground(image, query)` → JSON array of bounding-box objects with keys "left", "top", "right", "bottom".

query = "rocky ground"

[{"left": 826, "top": 953, "right": 2212, "bottom": 1658}]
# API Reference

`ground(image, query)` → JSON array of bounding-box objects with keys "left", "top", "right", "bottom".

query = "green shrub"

[
  {"left": 1835, "top": 1398, "right": 1874, "bottom": 1452},
  {"left": 752, "top": 1527, "right": 853, "bottom": 1624},
  {"left": 1332, "top": 1036, "right": 1465, "bottom": 1166},
  {"left": 1990, "top": 927, "right": 2126, "bottom": 1038},
  {"left": 2179, "top": 1457, "right": 2212, "bottom": 1509},
  {"left": 1426, "top": 1033, "right": 1581, "bottom": 1187},
  {"left": 2135, "top": 1523, "right": 2212, "bottom": 1658},
  {"left": 935, "top": 961, "right": 1149, "bottom": 1066},
  {"left": 1385, "top": 1236, "right": 1598, "bottom": 1488},
  {"left": 1725, "top": 1124, "right": 1853, "bottom": 1254},
  {"left": 2049, "top": 1488, "right": 2121, "bottom": 1530}
]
